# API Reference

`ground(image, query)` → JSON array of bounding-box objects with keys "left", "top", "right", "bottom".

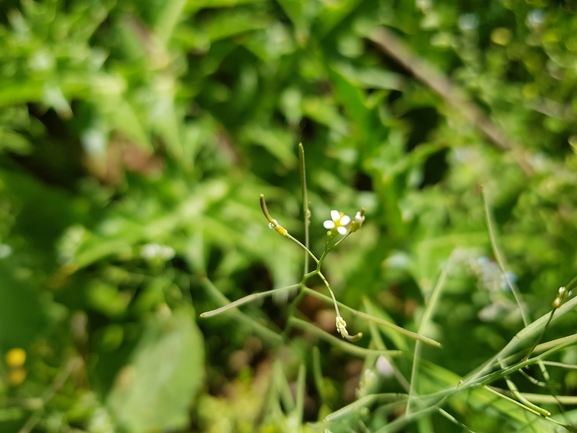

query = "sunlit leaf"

[{"left": 107, "top": 307, "right": 204, "bottom": 432}]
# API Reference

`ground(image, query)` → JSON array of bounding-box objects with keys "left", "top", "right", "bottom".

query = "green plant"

[
  {"left": 2, "top": 1, "right": 577, "bottom": 432},
  {"left": 201, "top": 145, "right": 577, "bottom": 433},
  {"left": 201, "top": 144, "right": 439, "bottom": 350}
]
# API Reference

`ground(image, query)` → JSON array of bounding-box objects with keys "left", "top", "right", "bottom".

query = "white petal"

[
  {"left": 376, "top": 355, "right": 394, "bottom": 377},
  {"left": 330, "top": 210, "right": 340, "bottom": 221},
  {"left": 323, "top": 220, "right": 335, "bottom": 229},
  {"left": 337, "top": 226, "right": 348, "bottom": 235},
  {"left": 340, "top": 215, "right": 351, "bottom": 226}
]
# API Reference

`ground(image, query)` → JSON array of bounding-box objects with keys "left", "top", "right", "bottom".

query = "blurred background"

[{"left": 1, "top": 0, "right": 577, "bottom": 431}]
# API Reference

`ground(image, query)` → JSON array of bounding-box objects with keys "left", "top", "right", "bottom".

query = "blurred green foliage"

[{"left": 1, "top": 0, "right": 577, "bottom": 431}]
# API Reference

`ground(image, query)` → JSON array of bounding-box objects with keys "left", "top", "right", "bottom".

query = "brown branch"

[{"left": 368, "top": 27, "right": 534, "bottom": 176}]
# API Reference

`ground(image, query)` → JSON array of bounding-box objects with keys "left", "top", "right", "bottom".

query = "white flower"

[
  {"left": 376, "top": 355, "right": 394, "bottom": 377},
  {"left": 141, "top": 243, "right": 175, "bottom": 261},
  {"left": 323, "top": 210, "right": 351, "bottom": 235},
  {"left": 348, "top": 208, "right": 366, "bottom": 233}
]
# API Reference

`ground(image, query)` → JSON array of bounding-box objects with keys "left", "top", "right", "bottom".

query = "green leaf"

[
  {"left": 316, "top": 0, "right": 363, "bottom": 36},
  {"left": 241, "top": 124, "right": 298, "bottom": 169},
  {"left": 153, "top": 0, "right": 188, "bottom": 44},
  {"left": 203, "top": 10, "right": 270, "bottom": 42},
  {"left": 107, "top": 307, "right": 205, "bottom": 432},
  {"left": 0, "top": 262, "right": 50, "bottom": 351}
]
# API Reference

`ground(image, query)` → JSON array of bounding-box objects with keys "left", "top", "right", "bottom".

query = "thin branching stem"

[
  {"left": 491, "top": 388, "right": 577, "bottom": 404},
  {"left": 369, "top": 323, "right": 577, "bottom": 431},
  {"left": 302, "top": 288, "right": 441, "bottom": 347},
  {"left": 498, "top": 358, "right": 551, "bottom": 416},
  {"left": 198, "top": 277, "right": 285, "bottom": 345},
  {"left": 260, "top": 193, "right": 319, "bottom": 264},
  {"left": 318, "top": 244, "right": 330, "bottom": 266},
  {"left": 200, "top": 283, "right": 300, "bottom": 317},
  {"left": 541, "top": 361, "right": 577, "bottom": 370},
  {"left": 324, "top": 394, "right": 407, "bottom": 422},
  {"left": 286, "top": 233, "right": 319, "bottom": 264},
  {"left": 316, "top": 270, "right": 342, "bottom": 318},
  {"left": 288, "top": 318, "right": 400, "bottom": 358},
  {"left": 329, "top": 232, "right": 351, "bottom": 250},
  {"left": 482, "top": 386, "right": 538, "bottom": 415}
]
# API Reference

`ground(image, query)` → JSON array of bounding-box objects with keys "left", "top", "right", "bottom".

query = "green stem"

[
  {"left": 523, "top": 310, "right": 554, "bottom": 361},
  {"left": 200, "top": 283, "right": 300, "bottom": 317},
  {"left": 299, "top": 143, "right": 310, "bottom": 276},
  {"left": 407, "top": 251, "right": 454, "bottom": 414},
  {"left": 286, "top": 233, "right": 319, "bottom": 264},
  {"left": 406, "top": 341, "right": 422, "bottom": 415},
  {"left": 316, "top": 271, "right": 341, "bottom": 318},
  {"left": 367, "top": 319, "right": 411, "bottom": 391},
  {"left": 288, "top": 317, "right": 400, "bottom": 358},
  {"left": 482, "top": 186, "right": 530, "bottom": 326},
  {"left": 368, "top": 323, "right": 577, "bottom": 431},
  {"left": 484, "top": 384, "right": 550, "bottom": 418},
  {"left": 324, "top": 393, "right": 407, "bottom": 422},
  {"left": 259, "top": 193, "right": 319, "bottom": 264},
  {"left": 437, "top": 408, "right": 476, "bottom": 433},
  {"left": 317, "top": 244, "right": 330, "bottom": 267},
  {"left": 302, "top": 288, "right": 441, "bottom": 347},
  {"left": 541, "top": 360, "right": 577, "bottom": 370},
  {"left": 282, "top": 284, "right": 307, "bottom": 338},
  {"left": 498, "top": 358, "right": 551, "bottom": 417},
  {"left": 462, "top": 281, "right": 577, "bottom": 386},
  {"left": 329, "top": 232, "right": 351, "bottom": 250},
  {"left": 198, "top": 277, "right": 284, "bottom": 346}
]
